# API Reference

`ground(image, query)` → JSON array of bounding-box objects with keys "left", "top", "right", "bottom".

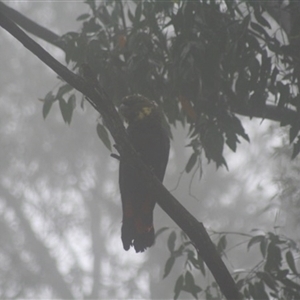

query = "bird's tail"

[{"left": 121, "top": 214, "right": 155, "bottom": 253}]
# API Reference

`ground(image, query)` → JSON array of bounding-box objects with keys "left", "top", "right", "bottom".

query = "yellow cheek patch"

[{"left": 137, "top": 107, "right": 153, "bottom": 120}]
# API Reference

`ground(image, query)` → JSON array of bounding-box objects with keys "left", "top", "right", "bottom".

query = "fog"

[{"left": 0, "top": 1, "right": 298, "bottom": 299}]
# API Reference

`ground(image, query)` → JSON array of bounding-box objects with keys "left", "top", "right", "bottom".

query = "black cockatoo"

[{"left": 118, "top": 95, "right": 170, "bottom": 253}]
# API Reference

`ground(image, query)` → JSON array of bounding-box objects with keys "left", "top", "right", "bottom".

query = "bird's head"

[{"left": 119, "top": 94, "right": 157, "bottom": 124}]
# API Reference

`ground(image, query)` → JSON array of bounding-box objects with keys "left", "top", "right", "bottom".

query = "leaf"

[
  {"left": 260, "top": 237, "right": 268, "bottom": 258},
  {"left": 186, "top": 272, "right": 199, "bottom": 299},
  {"left": 270, "top": 67, "right": 278, "bottom": 86},
  {"left": 203, "top": 125, "right": 227, "bottom": 169},
  {"left": 292, "top": 137, "right": 300, "bottom": 159},
  {"left": 277, "top": 81, "right": 289, "bottom": 109},
  {"left": 286, "top": 251, "right": 298, "bottom": 275},
  {"left": 42, "top": 91, "right": 55, "bottom": 119},
  {"left": 249, "top": 57, "right": 260, "bottom": 88},
  {"left": 248, "top": 283, "right": 256, "bottom": 298},
  {"left": 163, "top": 256, "right": 175, "bottom": 278},
  {"left": 174, "top": 275, "right": 184, "bottom": 300},
  {"left": 59, "top": 97, "right": 71, "bottom": 124},
  {"left": 253, "top": 9, "right": 271, "bottom": 29},
  {"left": 135, "top": 2, "right": 142, "bottom": 23},
  {"left": 289, "top": 125, "right": 299, "bottom": 144},
  {"left": 167, "top": 231, "right": 177, "bottom": 252},
  {"left": 76, "top": 13, "right": 90, "bottom": 21},
  {"left": 197, "top": 255, "right": 206, "bottom": 276},
  {"left": 236, "top": 279, "right": 245, "bottom": 290},
  {"left": 127, "top": 7, "right": 135, "bottom": 23},
  {"left": 96, "top": 123, "right": 112, "bottom": 151},
  {"left": 254, "top": 281, "right": 269, "bottom": 299},
  {"left": 226, "top": 131, "right": 238, "bottom": 152},
  {"left": 185, "top": 270, "right": 195, "bottom": 288},
  {"left": 84, "top": 0, "right": 95, "bottom": 11},
  {"left": 264, "top": 242, "right": 282, "bottom": 272},
  {"left": 240, "top": 13, "right": 251, "bottom": 30},
  {"left": 247, "top": 235, "right": 265, "bottom": 251},
  {"left": 68, "top": 94, "right": 76, "bottom": 108},
  {"left": 257, "top": 271, "right": 278, "bottom": 292},
  {"left": 185, "top": 152, "right": 197, "bottom": 173},
  {"left": 250, "top": 22, "right": 268, "bottom": 37},
  {"left": 56, "top": 83, "right": 73, "bottom": 100},
  {"left": 217, "top": 235, "right": 227, "bottom": 254}
]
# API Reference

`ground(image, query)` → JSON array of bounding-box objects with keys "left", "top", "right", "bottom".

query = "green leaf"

[
  {"left": 250, "top": 22, "right": 268, "bottom": 37},
  {"left": 270, "top": 67, "right": 278, "bottom": 86},
  {"left": 253, "top": 8, "right": 271, "bottom": 29},
  {"left": 257, "top": 271, "right": 278, "bottom": 292},
  {"left": 225, "top": 131, "right": 238, "bottom": 152},
  {"left": 203, "top": 124, "right": 227, "bottom": 169},
  {"left": 68, "top": 94, "right": 76, "bottom": 108},
  {"left": 135, "top": 2, "right": 142, "bottom": 23},
  {"left": 167, "top": 231, "right": 176, "bottom": 252},
  {"left": 260, "top": 237, "right": 268, "bottom": 258},
  {"left": 248, "top": 283, "right": 256, "bottom": 298},
  {"left": 277, "top": 81, "right": 289, "bottom": 109},
  {"left": 96, "top": 123, "right": 112, "bottom": 151},
  {"left": 217, "top": 235, "right": 227, "bottom": 254},
  {"left": 292, "top": 137, "right": 300, "bottom": 159},
  {"left": 163, "top": 256, "right": 175, "bottom": 278},
  {"left": 289, "top": 126, "right": 299, "bottom": 144},
  {"left": 127, "top": 7, "right": 135, "bottom": 23},
  {"left": 197, "top": 254, "right": 206, "bottom": 276},
  {"left": 264, "top": 242, "right": 282, "bottom": 272},
  {"left": 174, "top": 275, "right": 184, "bottom": 300},
  {"left": 58, "top": 94, "right": 76, "bottom": 124},
  {"left": 236, "top": 279, "right": 245, "bottom": 290},
  {"left": 286, "top": 251, "right": 298, "bottom": 275},
  {"left": 184, "top": 271, "right": 201, "bottom": 299},
  {"left": 56, "top": 84, "right": 73, "bottom": 100},
  {"left": 185, "top": 270, "right": 195, "bottom": 288},
  {"left": 84, "top": 0, "right": 95, "bottom": 11},
  {"left": 185, "top": 152, "right": 197, "bottom": 173},
  {"left": 254, "top": 281, "right": 269, "bottom": 299},
  {"left": 76, "top": 13, "right": 90, "bottom": 21},
  {"left": 59, "top": 98, "right": 70, "bottom": 124},
  {"left": 42, "top": 91, "right": 55, "bottom": 119},
  {"left": 247, "top": 235, "right": 265, "bottom": 251}
]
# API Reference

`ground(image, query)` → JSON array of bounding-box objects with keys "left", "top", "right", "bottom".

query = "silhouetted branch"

[
  {"left": 0, "top": 11, "right": 241, "bottom": 300},
  {"left": 234, "top": 103, "right": 297, "bottom": 125},
  {"left": 0, "top": 1, "right": 64, "bottom": 49}
]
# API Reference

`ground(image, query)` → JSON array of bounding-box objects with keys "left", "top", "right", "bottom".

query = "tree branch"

[
  {"left": 0, "top": 1, "right": 64, "bottom": 49},
  {"left": 233, "top": 103, "right": 297, "bottom": 125},
  {"left": 0, "top": 11, "right": 241, "bottom": 300}
]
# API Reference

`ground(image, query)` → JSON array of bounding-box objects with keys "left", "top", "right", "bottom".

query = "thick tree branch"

[
  {"left": 233, "top": 103, "right": 297, "bottom": 125},
  {"left": 0, "top": 1, "right": 64, "bottom": 49},
  {"left": 0, "top": 12, "right": 242, "bottom": 300}
]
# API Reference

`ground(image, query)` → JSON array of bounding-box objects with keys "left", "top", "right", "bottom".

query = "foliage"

[
  {"left": 159, "top": 228, "right": 300, "bottom": 299},
  {"left": 43, "top": 0, "right": 300, "bottom": 168},
  {"left": 36, "top": 0, "right": 300, "bottom": 299}
]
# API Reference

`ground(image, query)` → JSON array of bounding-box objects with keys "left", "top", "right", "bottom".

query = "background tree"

[{"left": 1, "top": 0, "right": 300, "bottom": 299}]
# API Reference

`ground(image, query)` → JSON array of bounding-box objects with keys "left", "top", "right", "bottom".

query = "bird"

[{"left": 118, "top": 94, "right": 170, "bottom": 253}]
